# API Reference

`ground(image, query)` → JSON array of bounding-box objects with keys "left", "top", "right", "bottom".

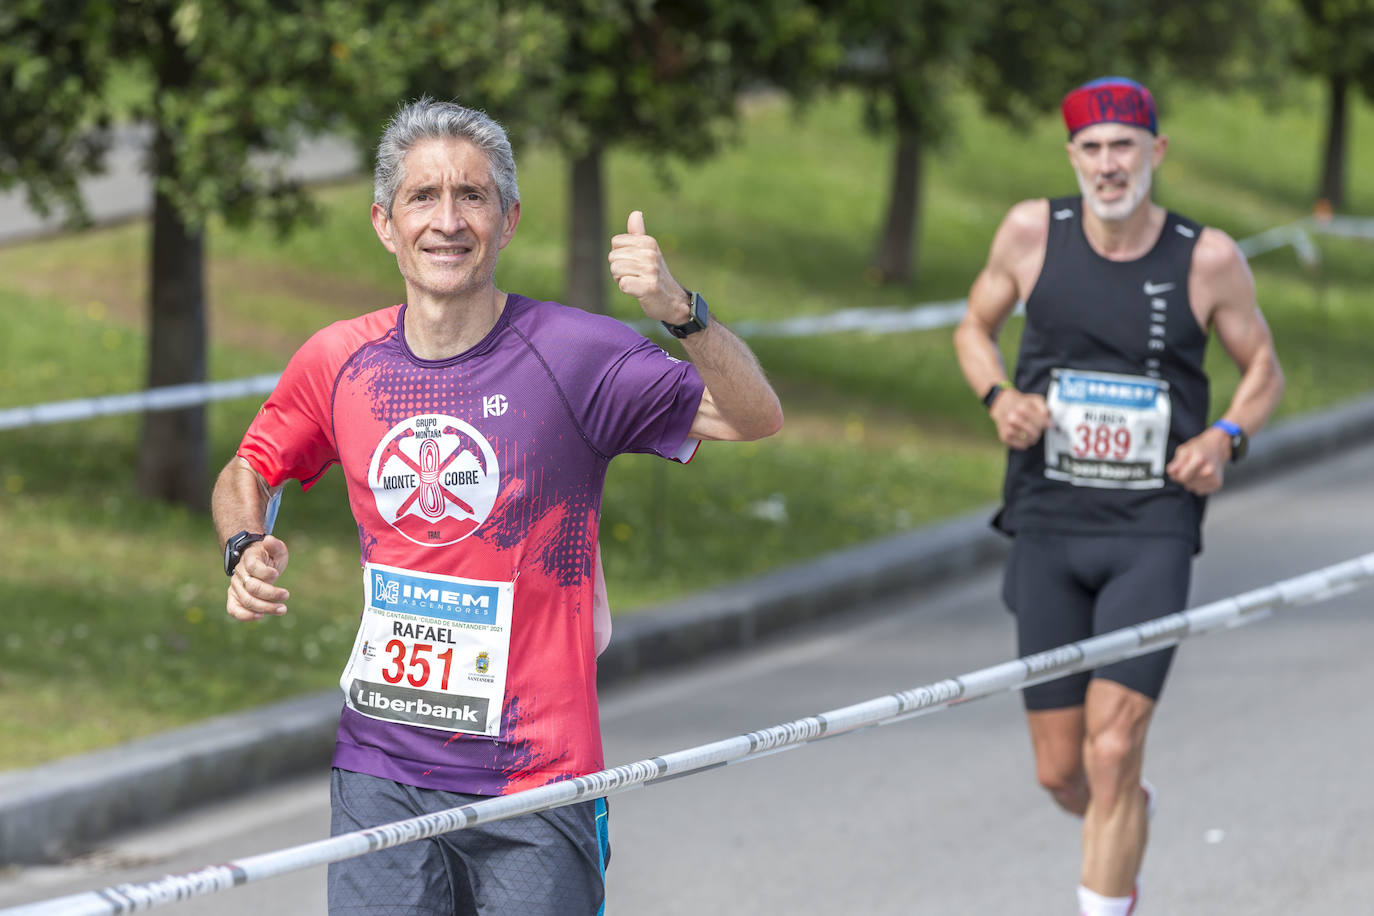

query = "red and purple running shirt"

[{"left": 237, "top": 295, "right": 704, "bottom": 795}]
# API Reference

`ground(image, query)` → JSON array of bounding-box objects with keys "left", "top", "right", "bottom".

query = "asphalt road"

[{"left": 2, "top": 442, "right": 1371, "bottom": 915}]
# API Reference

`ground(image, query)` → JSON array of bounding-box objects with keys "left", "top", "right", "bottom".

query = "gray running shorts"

[
  {"left": 327, "top": 767, "right": 610, "bottom": 916},
  {"left": 1002, "top": 532, "right": 1192, "bottom": 710}
]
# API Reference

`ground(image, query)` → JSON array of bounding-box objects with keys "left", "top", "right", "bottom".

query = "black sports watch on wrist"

[
  {"left": 982, "top": 381, "right": 1010, "bottom": 411},
  {"left": 224, "top": 530, "right": 266, "bottom": 576},
  {"left": 1211, "top": 419, "right": 1248, "bottom": 463},
  {"left": 662, "top": 290, "right": 709, "bottom": 339}
]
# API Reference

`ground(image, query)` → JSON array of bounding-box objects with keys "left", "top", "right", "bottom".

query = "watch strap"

[
  {"left": 1210, "top": 419, "right": 1247, "bottom": 463},
  {"left": 982, "top": 381, "right": 1011, "bottom": 410},
  {"left": 662, "top": 290, "right": 709, "bottom": 339},
  {"left": 1210, "top": 419, "right": 1241, "bottom": 437},
  {"left": 224, "top": 530, "right": 266, "bottom": 576}
]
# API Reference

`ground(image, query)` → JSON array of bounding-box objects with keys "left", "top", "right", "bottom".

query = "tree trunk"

[
  {"left": 870, "top": 113, "right": 923, "bottom": 285},
  {"left": 136, "top": 123, "right": 207, "bottom": 509},
  {"left": 566, "top": 146, "right": 607, "bottom": 314},
  {"left": 1317, "top": 73, "right": 1348, "bottom": 211}
]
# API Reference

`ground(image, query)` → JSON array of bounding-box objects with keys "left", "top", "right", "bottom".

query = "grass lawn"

[{"left": 3, "top": 84, "right": 1374, "bottom": 767}]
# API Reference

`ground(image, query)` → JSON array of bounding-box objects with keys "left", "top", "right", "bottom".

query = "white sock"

[{"left": 1078, "top": 884, "right": 1136, "bottom": 916}]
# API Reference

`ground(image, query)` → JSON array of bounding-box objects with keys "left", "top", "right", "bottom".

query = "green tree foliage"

[
  {"left": 530, "top": 0, "right": 839, "bottom": 314},
  {"left": 829, "top": 0, "right": 971, "bottom": 284},
  {"left": 832, "top": 0, "right": 1269, "bottom": 287},
  {"left": 286, "top": 1, "right": 840, "bottom": 316},
  {"left": 0, "top": 1, "right": 116, "bottom": 222},
  {"left": 315, "top": 0, "right": 565, "bottom": 161},
  {"left": 1290, "top": 0, "right": 1374, "bottom": 209},
  {"left": 0, "top": 1, "right": 564, "bottom": 510},
  {"left": 1, "top": 1, "right": 345, "bottom": 509},
  {"left": 969, "top": 0, "right": 1279, "bottom": 126}
]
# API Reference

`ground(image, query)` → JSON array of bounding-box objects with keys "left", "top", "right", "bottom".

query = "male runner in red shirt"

[{"left": 213, "top": 97, "right": 782, "bottom": 915}]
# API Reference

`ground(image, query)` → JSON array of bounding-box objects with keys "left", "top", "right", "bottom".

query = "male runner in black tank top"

[{"left": 953, "top": 78, "right": 1284, "bottom": 916}]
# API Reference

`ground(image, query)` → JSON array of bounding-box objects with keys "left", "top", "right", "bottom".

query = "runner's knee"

[
  {"left": 1035, "top": 749, "right": 1084, "bottom": 793},
  {"left": 1083, "top": 726, "right": 1142, "bottom": 788}
]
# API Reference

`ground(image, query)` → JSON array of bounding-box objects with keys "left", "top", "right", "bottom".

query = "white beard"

[{"left": 1076, "top": 156, "right": 1153, "bottom": 222}]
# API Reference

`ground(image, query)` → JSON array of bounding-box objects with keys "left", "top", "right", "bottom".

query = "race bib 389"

[{"left": 1043, "top": 368, "right": 1171, "bottom": 490}]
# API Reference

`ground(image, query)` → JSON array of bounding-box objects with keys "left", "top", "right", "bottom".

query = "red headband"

[{"left": 1062, "top": 78, "right": 1157, "bottom": 138}]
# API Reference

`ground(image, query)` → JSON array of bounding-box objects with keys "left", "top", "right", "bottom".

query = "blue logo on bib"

[
  {"left": 369, "top": 568, "right": 499, "bottom": 624},
  {"left": 1058, "top": 372, "right": 1161, "bottom": 408}
]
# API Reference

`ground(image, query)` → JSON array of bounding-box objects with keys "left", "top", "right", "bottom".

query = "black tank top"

[{"left": 996, "top": 196, "right": 1210, "bottom": 547}]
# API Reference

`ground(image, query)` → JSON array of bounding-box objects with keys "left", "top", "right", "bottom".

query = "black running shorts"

[
  {"left": 327, "top": 768, "right": 610, "bottom": 916},
  {"left": 1001, "top": 531, "right": 1193, "bottom": 710}
]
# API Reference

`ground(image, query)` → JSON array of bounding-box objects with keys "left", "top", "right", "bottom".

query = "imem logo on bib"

[{"left": 368, "top": 414, "right": 499, "bottom": 546}]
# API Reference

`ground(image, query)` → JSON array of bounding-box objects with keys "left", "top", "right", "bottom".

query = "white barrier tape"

[
  {"left": 6, "top": 213, "right": 1373, "bottom": 435},
  {"left": 629, "top": 300, "right": 1005, "bottom": 340},
  {"left": 1236, "top": 214, "right": 1374, "bottom": 266},
  {"left": 1236, "top": 223, "right": 1320, "bottom": 266},
  {"left": 626, "top": 298, "right": 980, "bottom": 340},
  {"left": 1310, "top": 214, "right": 1374, "bottom": 241},
  {"left": 6, "top": 550, "right": 1372, "bottom": 916},
  {"left": 4, "top": 301, "right": 1008, "bottom": 433},
  {"left": 0, "top": 375, "right": 281, "bottom": 432}
]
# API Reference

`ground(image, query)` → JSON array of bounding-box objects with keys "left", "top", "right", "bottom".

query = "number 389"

[{"left": 1073, "top": 424, "right": 1131, "bottom": 460}]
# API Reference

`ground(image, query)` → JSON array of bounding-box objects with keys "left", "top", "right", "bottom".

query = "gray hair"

[{"left": 373, "top": 97, "right": 519, "bottom": 217}]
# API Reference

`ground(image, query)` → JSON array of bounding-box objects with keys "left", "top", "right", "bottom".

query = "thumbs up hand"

[{"left": 608, "top": 210, "right": 691, "bottom": 324}]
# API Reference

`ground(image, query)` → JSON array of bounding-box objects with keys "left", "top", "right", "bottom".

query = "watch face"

[
  {"left": 690, "top": 291, "right": 709, "bottom": 328},
  {"left": 225, "top": 531, "right": 264, "bottom": 575},
  {"left": 663, "top": 292, "right": 708, "bottom": 338}
]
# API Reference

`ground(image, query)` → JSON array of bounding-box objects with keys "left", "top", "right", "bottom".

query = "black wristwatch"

[
  {"left": 662, "top": 290, "right": 709, "bottom": 339},
  {"left": 224, "top": 530, "right": 266, "bottom": 576},
  {"left": 1211, "top": 419, "right": 1248, "bottom": 463},
  {"left": 982, "top": 381, "right": 1010, "bottom": 411}
]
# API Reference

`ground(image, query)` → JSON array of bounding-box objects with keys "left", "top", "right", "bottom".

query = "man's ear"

[
  {"left": 498, "top": 200, "right": 521, "bottom": 250},
  {"left": 1152, "top": 133, "right": 1169, "bottom": 169},
  {"left": 371, "top": 202, "right": 398, "bottom": 254}
]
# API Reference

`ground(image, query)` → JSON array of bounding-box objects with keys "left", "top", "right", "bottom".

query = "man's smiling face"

[{"left": 371, "top": 136, "right": 520, "bottom": 306}]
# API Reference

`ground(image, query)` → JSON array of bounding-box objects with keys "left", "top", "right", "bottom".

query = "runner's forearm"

[
  {"left": 211, "top": 457, "right": 275, "bottom": 547},
  {"left": 1218, "top": 341, "right": 1283, "bottom": 434},
  {"left": 682, "top": 322, "right": 783, "bottom": 442},
  {"left": 954, "top": 318, "right": 1013, "bottom": 398}
]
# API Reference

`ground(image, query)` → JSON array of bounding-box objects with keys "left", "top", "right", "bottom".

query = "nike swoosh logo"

[{"left": 1143, "top": 281, "right": 1175, "bottom": 295}]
